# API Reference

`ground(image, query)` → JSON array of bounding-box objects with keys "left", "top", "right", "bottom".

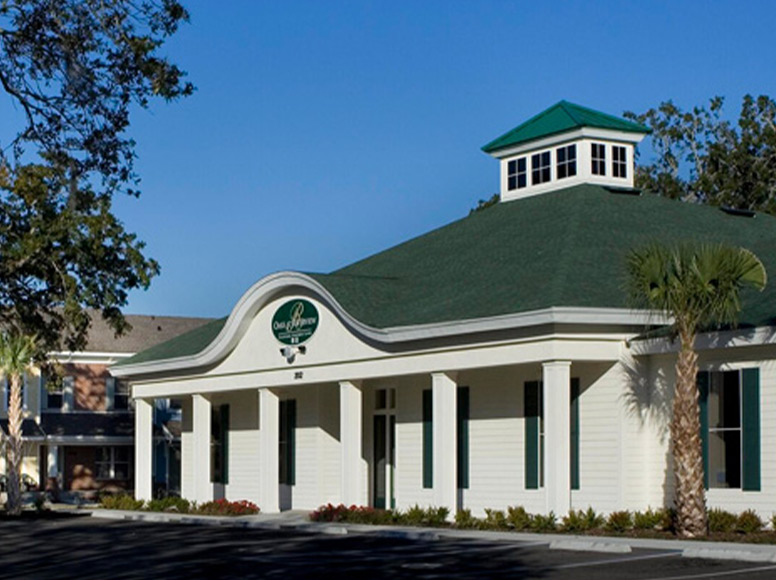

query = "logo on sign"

[{"left": 272, "top": 299, "right": 319, "bottom": 345}]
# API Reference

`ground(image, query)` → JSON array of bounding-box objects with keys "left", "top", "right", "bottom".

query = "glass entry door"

[{"left": 373, "top": 388, "right": 396, "bottom": 509}]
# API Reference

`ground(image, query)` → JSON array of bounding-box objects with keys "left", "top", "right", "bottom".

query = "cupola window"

[
  {"left": 612, "top": 146, "right": 627, "bottom": 178},
  {"left": 507, "top": 157, "right": 527, "bottom": 190},
  {"left": 531, "top": 151, "right": 551, "bottom": 185},
  {"left": 591, "top": 143, "right": 606, "bottom": 176},
  {"left": 556, "top": 145, "right": 577, "bottom": 179}
]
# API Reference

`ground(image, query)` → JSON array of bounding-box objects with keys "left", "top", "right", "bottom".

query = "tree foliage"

[
  {"left": 625, "top": 95, "right": 776, "bottom": 214},
  {"left": 626, "top": 242, "right": 766, "bottom": 537},
  {"left": 0, "top": 0, "right": 193, "bottom": 196},
  {"left": 0, "top": 164, "right": 158, "bottom": 352},
  {"left": 0, "top": 1, "right": 191, "bottom": 353}
]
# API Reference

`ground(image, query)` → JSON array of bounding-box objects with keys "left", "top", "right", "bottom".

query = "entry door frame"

[{"left": 373, "top": 387, "right": 396, "bottom": 509}]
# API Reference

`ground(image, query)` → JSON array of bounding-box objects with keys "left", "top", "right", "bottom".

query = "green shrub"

[
  {"left": 506, "top": 506, "right": 532, "bottom": 531},
  {"left": 195, "top": 499, "right": 259, "bottom": 516},
  {"left": 454, "top": 509, "right": 481, "bottom": 529},
  {"left": 562, "top": 507, "right": 604, "bottom": 533},
  {"left": 605, "top": 511, "right": 633, "bottom": 533},
  {"left": 633, "top": 507, "right": 670, "bottom": 531},
  {"left": 100, "top": 493, "right": 144, "bottom": 511},
  {"left": 530, "top": 512, "right": 557, "bottom": 533},
  {"left": 145, "top": 497, "right": 192, "bottom": 513},
  {"left": 708, "top": 508, "right": 737, "bottom": 533},
  {"left": 735, "top": 509, "right": 763, "bottom": 534},
  {"left": 483, "top": 508, "right": 509, "bottom": 530},
  {"left": 400, "top": 504, "right": 427, "bottom": 526},
  {"left": 341, "top": 506, "right": 393, "bottom": 525},
  {"left": 424, "top": 506, "right": 450, "bottom": 527}
]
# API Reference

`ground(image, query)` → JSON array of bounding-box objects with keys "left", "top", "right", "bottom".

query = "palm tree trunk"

[
  {"left": 6, "top": 373, "right": 23, "bottom": 516},
  {"left": 672, "top": 322, "right": 708, "bottom": 536}
]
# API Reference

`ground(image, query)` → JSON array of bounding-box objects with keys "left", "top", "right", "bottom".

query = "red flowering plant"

[
  {"left": 195, "top": 499, "right": 260, "bottom": 516},
  {"left": 309, "top": 504, "right": 394, "bottom": 524}
]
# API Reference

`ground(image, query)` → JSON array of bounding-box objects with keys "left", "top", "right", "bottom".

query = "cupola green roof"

[{"left": 481, "top": 101, "right": 650, "bottom": 154}]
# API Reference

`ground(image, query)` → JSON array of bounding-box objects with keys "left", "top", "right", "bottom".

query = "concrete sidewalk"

[{"left": 90, "top": 508, "right": 776, "bottom": 564}]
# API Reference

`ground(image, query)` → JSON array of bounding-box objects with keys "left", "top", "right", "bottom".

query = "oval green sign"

[{"left": 272, "top": 299, "right": 319, "bottom": 345}]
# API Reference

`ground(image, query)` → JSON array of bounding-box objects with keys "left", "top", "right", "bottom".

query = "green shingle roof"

[
  {"left": 118, "top": 185, "right": 776, "bottom": 368},
  {"left": 481, "top": 101, "right": 650, "bottom": 154},
  {"left": 114, "top": 317, "right": 227, "bottom": 367}
]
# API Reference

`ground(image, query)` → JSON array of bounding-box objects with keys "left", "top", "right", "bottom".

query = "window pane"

[
  {"left": 567, "top": 145, "right": 576, "bottom": 160},
  {"left": 709, "top": 430, "right": 741, "bottom": 488},
  {"left": 508, "top": 176, "right": 516, "bottom": 190},
  {"left": 508, "top": 160, "right": 516, "bottom": 174},
  {"left": 518, "top": 158, "right": 526, "bottom": 172},
  {"left": 557, "top": 148, "right": 566, "bottom": 163},
  {"left": 375, "top": 389, "right": 387, "bottom": 410},
  {"left": 568, "top": 161, "right": 577, "bottom": 177},
  {"left": 517, "top": 174, "right": 527, "bottom": 188},
  {"left": 48, "top": 393, "right": 63, "bottom": 409},
  {"left": 557, "top": 164, "right": 567, "bottom": 179}
]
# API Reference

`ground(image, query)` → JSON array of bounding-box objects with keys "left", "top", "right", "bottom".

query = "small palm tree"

[
  {"left": 627, "top": 242, "right": 766, "bottom": 537},
  {"left": 0, "top": 332, "right": 37, "bottom": 516}
]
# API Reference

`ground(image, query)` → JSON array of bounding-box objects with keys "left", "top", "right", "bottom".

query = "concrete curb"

[{"left": 89, "top": 509, "right": 776, "bottom": 563}]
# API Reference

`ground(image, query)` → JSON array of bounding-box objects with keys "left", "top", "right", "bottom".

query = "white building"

[{"left": 114, "top": 102, "right": 776, "bottom": 518}]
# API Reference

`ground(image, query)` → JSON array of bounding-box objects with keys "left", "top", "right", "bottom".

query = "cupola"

[{"left": 482, "top": 101, "right": 650, "bottom": 202}]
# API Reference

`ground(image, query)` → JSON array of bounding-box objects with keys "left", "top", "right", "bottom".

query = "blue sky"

[{"left": 96, "top": 1, "right": 776, "bottom": 317}]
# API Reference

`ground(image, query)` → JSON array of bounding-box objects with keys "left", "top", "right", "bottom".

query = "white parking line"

[
  {"left": 641, "top": 563, "right": 776, "bottom": 580},
  {"left": 554, "top": 551, "right": 681, "bottom": 569}
]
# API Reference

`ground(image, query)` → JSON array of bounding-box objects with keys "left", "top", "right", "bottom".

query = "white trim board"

[{"left": 113, "top": 271, "right": 666, "bottom": 378}]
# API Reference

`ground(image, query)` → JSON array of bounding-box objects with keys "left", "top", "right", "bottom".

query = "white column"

[
  {"left": 259, "top": 387, "right": 280, "bottom": 513},
  {"left": 47, "top": 445, "right": 59, "bottom": 479},
  {"left": 543, "top": 361, "right": 571, "bottom": 515},
  {"left": 340, "top": 380, "right": 364, "bottom": 506},
  {"left": 192, "top": 394, "right": 212, "bottom": 503},
  {"left": 432, "top": 372, "right": 457, "bottom": 515},
  {"left": 134, "top": 398, "right": 154, "bottom": 501}
]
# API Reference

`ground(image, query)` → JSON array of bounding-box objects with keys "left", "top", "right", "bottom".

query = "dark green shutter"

[
  {"left": 422, "top": 389, "right": 433, "bottom": 489},
  {"left": 742, "top": 368, "right": 761, "bottom": 492},
  {"left": 697, "top": 371, "right": 710, "bottom": 490},
  {"left": 457, "top": 387, "right": 469, "bottom": 489},
  {"left": 287, "top": 399, "right": 296, "bottom": 486},
  {"left": 524, "top": 381, "right": 540, "bottom": 490},
  {"left": 570, "top": 378, "right": 580, "bottom": 491},
  {"left": 221, "top": 405, "right": 230, "bottom": 485}
]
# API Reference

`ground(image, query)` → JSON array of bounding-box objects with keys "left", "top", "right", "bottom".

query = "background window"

[
  {"left": 556, "top": 145, "right": 577, "bottom": 179},
  {"left": 114, "top": 380, "right": 130, "bottom": 410},
  {"left": 612, "top": 146, "right": 627, "bottom": 178},
  {"left": 96, "top": 447, "right": 130, "bottom": 480},
  {"left": 507, "top": 157, "right": 527, "bottom": 190},
  {"left": 531, "top": 151, "right": 551, "bottom": 185},
  {"left": 591, "top": 143, "right": 606, "bottom": 175},
  {"left": 47, "top": 379, "right": 63, "bottom": 410}
]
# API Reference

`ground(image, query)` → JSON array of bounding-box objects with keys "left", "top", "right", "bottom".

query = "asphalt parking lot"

[{"left": 2, "top": 515, "right": 776, "bottom": 579}]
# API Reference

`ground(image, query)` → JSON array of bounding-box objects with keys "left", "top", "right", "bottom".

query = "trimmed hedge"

[
  {"left": 100, "top": 494, "right": 259, "bottom": 516},
  {"left": 309, "top": 504, "right": 774, "bottom": 540}
]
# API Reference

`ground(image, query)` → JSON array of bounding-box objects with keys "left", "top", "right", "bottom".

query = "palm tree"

[
  {"left": 627, "top": 242, "right": 766, "bottom": 537},
  {"left": 0, "top": 332, "right": 37, "bottom": 516}
]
